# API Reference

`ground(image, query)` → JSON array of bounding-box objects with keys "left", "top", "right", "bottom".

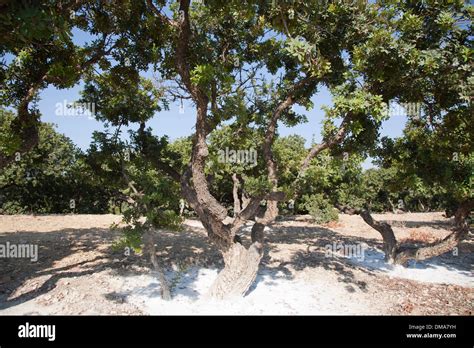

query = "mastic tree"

[
  {"left": 95, "top": 0, "right": 392, "bottom": 298},
  {"left": 3, "top": 0, "right": 471, "bottom": 298},
  {"left": 1, "top": 0, "right": 381, "bottom": 297},
  {"left": 366, "top": 114, "right": 473, "bottom": 265},
  {"left": 346, "top": 0, "right": 473, "bottom": 265},
  {"left": 0, "top": 0, "right": 122, "bottom": 169}
]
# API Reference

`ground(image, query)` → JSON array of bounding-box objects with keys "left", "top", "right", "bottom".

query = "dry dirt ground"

[{"left": 0, "top": 213, "right": 472, "bottom": 315}]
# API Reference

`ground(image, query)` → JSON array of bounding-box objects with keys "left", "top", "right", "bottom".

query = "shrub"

[{"left": 300, "top": 194, "right": 339, "bottom": 224}]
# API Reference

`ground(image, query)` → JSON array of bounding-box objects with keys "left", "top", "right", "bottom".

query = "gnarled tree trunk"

[
  {"left": 166, "top": 0, "right": 312, "bottom": 299},
  {"left": 207, "top": 197, "right": 280, "bottom": 299},
  {"left": 359, "top": 210, "right": 398, "bottom": 263},
  {"left": 359, "top": 199, "right": 472, "bottom": 266},
  {"left": 207, "top": 242, "right": 263, "bottom": 299}
]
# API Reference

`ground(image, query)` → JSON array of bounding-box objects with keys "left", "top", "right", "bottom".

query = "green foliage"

[
  {"left": 0, "top": 109, "right": 21, "bottom": 156},
  {"left": 242, "top": 175, "right": 272, "bottom": 197},
  {"left": 1, "top": 0, "right": 471, "bottom": 228},
  {"left": 284, "top": 37, "right": 332, "bottom": 78},
  {"left": 111, "top": 223, "right": 143, "bottom": 254},
  {"left": 300, "top": 193, "right": 339, "bottom": 224},
  {"left": 272, "top": 134, "right": 308, "bottom": 200},
  {"left": 0, "top": 109, "right": 112, "bottom": 214},
  {"left": 81, "top": 71, "right": 166, "bottom": 126},
  {"left": 84, "top": 124, "right": 184, "bottom": 251}
]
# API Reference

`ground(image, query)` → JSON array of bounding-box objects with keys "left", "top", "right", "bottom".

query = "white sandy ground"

[
  {"left": 346, "top": 248, "right": 473, "bottom": 288},
  {"left": 117, "top": 252, "right": 472, "bottom": 315},
  {"left": 0, "top": 213, "right": 472, "bottom": 315},
  {"left": 118, "top": 267, "right": 379, "bottom": 315}
]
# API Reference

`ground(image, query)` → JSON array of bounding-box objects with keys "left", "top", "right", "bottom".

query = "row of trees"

[
  {"left": 1, "top": 0, "right": 472, "bottom": 298},
  {"left": 0, "top": 114, "right": 455, "bottom": 217}
]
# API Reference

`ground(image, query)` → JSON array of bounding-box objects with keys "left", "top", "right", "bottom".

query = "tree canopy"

[{"left": 0, "top": 0, "right": 472, "bottom": 298}]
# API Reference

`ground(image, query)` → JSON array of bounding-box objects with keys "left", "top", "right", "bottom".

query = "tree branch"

[{"left": 299, "top": 112, "right": 352, "bottom": 175}]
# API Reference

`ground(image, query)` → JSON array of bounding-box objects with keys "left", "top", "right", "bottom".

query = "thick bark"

[
  {"left": 359, "top": 210, "right": 398, "bottom": 263},
  {"left": 207, "top": 201, "right": 279, "bottom": 300},
  {"left": 207, "top": 199, "right": 272, "bottom": 299},
  {"left": 206, "top": 77, "right": 316, "bottom": 298},
  {"left": 180, "top": 157, "right": 282, "bottom": 299},
  {"left": 181, "top": 166, "right": 233, "bottom": 251},
  {"left": 205, "top": 77, "right": 310, "bottom": 298},
  {"left": 232, "top": 173, "right": 241, "bottom": 217},
  {"left": 143, "top": 230, "right": 171, "bottom": 300},
  {"left": 204, "top": 193, "right": 286, "bottom": 298},
  {"left": 208, "top": 77, "right": 298, "bottom": 298},
  {"left": 207, "top": 242, "right": 262, "bottom": 299},
  {"left": 191, "top": 103, "right": 229, "bottom": 222}
]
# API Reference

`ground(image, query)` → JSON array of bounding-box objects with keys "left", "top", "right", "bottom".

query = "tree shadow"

[
  {"left": 379, "top": 218, "right": 453, "bottom": 230},
  {"left": 1, "top": 217, "right": 470, "bottom": 311},
  {"left": 260, "top": 224, "right": 380, "bottom": 293},
  {"left": 154, "top": 224, "right": 223, "bottom": 268},
  {"left": 104, "top": 266, "right": 208, "bottom": 303},
  {"left": 243, "top": 220, "right": 472, "bottom": 297},
  {"left": 0, "top": 222, "right": 222, "bottom": 311},
  {"left": 0, "top": 227, "right": 122, "bottom": 310}
]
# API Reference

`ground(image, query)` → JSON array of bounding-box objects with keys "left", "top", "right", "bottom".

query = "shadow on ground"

[
  {"left": 0, "top": 223, "right": 221, "bottom": 310},
  {"left": 254, "top": 224, "right": 382, "bottom": 294},
  {"left": 0, "top": 227, "right": 119, "bottom": 310},
  {"left": 0, "top": 217, "right": 471, "bottom": 309}
]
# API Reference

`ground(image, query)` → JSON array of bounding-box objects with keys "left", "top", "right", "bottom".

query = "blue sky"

[
  {"left": 29, "top": 28, "right": 409, "bottom": 169},
  {"left": 38, "top": 82, "right": 407, "bottom": 169}
]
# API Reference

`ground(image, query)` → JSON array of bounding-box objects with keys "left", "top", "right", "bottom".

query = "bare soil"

[{"left": 0, "top": 212, "right": 472, "bottom": 315}]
